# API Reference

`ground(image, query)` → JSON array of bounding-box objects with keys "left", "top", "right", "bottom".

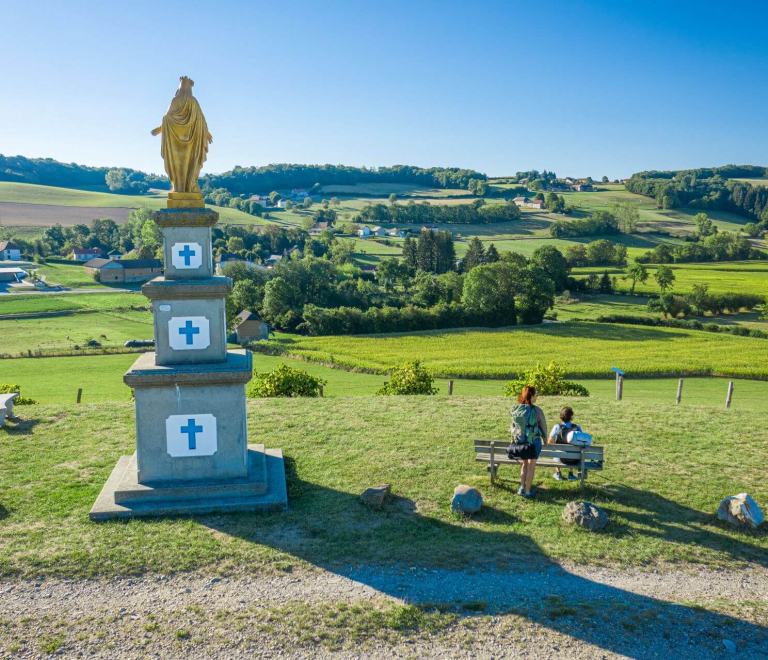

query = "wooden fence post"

[
  {"left": 76, "top": 388, "right": 82, "bottom": 404},
  {"left": 676, "top": 378, "right": 683, "bottom": 405},
  {"left": 616, "top": 375, "right": 623, "bottom": 401},
  {"left": 319, "top": 385, "right": 324, "bottom": 398},
  {"left": 726, "top": 381, "right": 734, "bottom": 409},
  {"left": 448, "top": 380, "right": 453, "bottom": 396}
]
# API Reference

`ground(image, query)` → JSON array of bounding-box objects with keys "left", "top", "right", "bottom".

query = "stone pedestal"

[{"left": 90, "top": 208, "right": 287, "bottom": 520}]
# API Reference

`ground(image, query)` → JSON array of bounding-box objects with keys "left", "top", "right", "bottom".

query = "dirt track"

[
  {"left": 0, "top": 202, "right": 134, "bottom": 226},
  {"left": 0, "top": 564, "right": 766, "bottom": 659}
]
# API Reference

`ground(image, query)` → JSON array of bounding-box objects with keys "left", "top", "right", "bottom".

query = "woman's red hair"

[{"left": 517, "top": 385, "right": 537, "bottom": 405}]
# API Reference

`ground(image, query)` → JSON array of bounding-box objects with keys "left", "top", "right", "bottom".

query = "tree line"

[
  {"left": 0, "top": 154, "right": 168, "bottom": 194},
  {"left": 626, "top": 165, "right": 768, "bottom": 223},
  {"left": 201, "top": 164, "right": 487, "bottom": 195},
  {"left": 358, "top": 199, "right": 521, "bottom": 225}
]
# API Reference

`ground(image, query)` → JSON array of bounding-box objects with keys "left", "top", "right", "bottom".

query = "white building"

[
  {"left": 71, "top": 247, "right": 103, "bottom": 261},
  {"left": 357, "top": 225, "right": 372, "bottom": 238},
  {"left": 0, "top": 241, "right": 21, "bottom": 261}
]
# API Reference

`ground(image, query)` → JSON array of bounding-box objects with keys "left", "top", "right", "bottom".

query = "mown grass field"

[
  {"left": 574, "top": 261, "right": 768, "bottom": 296},
  {"left": 0, "top": 291, "right": 146, "bottom": 315},
  {"left": 6, "top": 352, "right": 768, "bottom": 411},
  {"left": 0, "top": 396, "right": 765, "bottom": 577},
  {"left": 0, "top": 310, "right": 153, "bottom": 355},
  {"left": 26, "top": 262, "right": 118, "bottom": 289},
  {"left": 267, "top": 322, "right": 768, "bottom": 379}
]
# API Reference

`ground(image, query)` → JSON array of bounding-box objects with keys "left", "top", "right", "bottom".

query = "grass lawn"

[
  {"left": 0, "top": 310, "right": 153, "bottom": 355},
  {"left": 0, "top": 396, "right": 765, "bottom": 578},
  {"left": 0, "top": 291, "right": 146, "bottom": 315},
  {"left": 6, "top": 352, "right": 768, "bottom": 412},
  {"left": 267, "top": 322, "right": 768, "bottom": 379},
  {"left": 28, "top": 262, "right": 119, "bottom": 289}
]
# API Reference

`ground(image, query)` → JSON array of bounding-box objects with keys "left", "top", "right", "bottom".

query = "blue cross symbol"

[
  {"left": 178, "top": 244, "right": 196, "bottom": 266},
  {"left": 178, "top": 320, "right": 200, "bottom": 345},
  {"left": 180, "top": 418, "right": 203, "bottom": 450}
]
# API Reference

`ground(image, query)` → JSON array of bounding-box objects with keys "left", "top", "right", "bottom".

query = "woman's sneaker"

[
  {"left": 523, "top": 489, "right": 537, "bottom": 499},
  {"left": 553, "top": 472, "right": 564, "bottom": 481},
  {"left": 568, "top": 473, "right": 579, "bottom": 482},
  {"left": 517, "top": 487, "right": 525, "bottom": 495}
]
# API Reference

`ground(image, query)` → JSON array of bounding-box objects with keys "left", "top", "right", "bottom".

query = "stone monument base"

[{"left": 89, "top": 444, "right": 288, "bottom": 520}]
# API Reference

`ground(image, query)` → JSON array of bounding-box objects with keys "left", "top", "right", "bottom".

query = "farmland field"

[
  {"left": 266, "top": 322, "right": 768, "bottom": 379},
  {"left": 0, "top": 309, "right": 153, "bottom": 355},
  {"left": 573, "top": 261, "right": 768, "bottom": 295},
  {"left": 0, "top": 291, "right": 146, "bottom": 315},
  {"left": 0, "top": 182, "right": 261, "bottom": 226}
]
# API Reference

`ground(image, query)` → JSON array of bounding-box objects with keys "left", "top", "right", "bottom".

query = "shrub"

[
  {"left": 704, "top": 323, "right": 721, "bottom": 333},
  {"left": 246, "top": 364, "right": 326, "bottom": 398},
  {"left": 0, "top": 383, "right": 38, "bottom": 405},
  {"left": 377, "top": 360, "right": 437, "bottom": 395},
  {"left": 502, "top": 362, "right": 589, "bottom": 398}
]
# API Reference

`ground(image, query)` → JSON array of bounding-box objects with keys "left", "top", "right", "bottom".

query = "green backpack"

[{"left": 510, "top": 404, "right": 541, "bottom": 444}]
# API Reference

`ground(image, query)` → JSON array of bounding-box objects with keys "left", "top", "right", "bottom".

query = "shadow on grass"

[
  {"left": 1, "top": 417, "right": 40, "bottom": 435},
  {"left": 202, "top": 457, "right": 768, "bottom": 659}
]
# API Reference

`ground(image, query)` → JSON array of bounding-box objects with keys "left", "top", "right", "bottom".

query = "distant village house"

[
  {"left": 0, "top": 240, "right": 21, "bottom": 261},
  {"left": 71, "top": 247, "right": 103, "bottom": 261},
  {"left": 231, "top": 311, "right": 269, "bottom": 344},
  {"left": 107, "top": 249, "right": 124, "bottom": 260},
  {"left": 513, "top": 197, "right": 544, "bottom": 209},
  {"left": 84, "top": 258, "right": 162, "bottom": 283}
]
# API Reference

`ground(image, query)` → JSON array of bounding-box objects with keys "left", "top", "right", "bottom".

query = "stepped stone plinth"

[{"left": 90, "top": 208, "right": 288, "bottom": 520}]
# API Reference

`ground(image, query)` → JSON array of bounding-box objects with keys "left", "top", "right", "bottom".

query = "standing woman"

[{"left": 513, "top": 386, "right": 547, "bottom": 498}]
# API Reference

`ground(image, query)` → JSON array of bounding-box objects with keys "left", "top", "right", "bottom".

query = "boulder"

[
  {"left": 451, "top": 485, "right": 483, "bottom": 515},
  {"left": 717, "top": 493, "right": 764, "bottom": 529},
  {"left": 360, "top": 484, "right": 391, "bottom": 508},
  {"left": 562, "top": 501, "right": 609, "bottom": 530}
]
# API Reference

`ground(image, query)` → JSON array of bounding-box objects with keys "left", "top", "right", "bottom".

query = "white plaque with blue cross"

[
  {"left": 171, "top": 242, "right": 203, "bottom": 270},
  {"left": 168, "top": 316, "right": 211, "bottom": 350},
  {"left": 166, "top": 414, "right": 218, "bottom": 457}
]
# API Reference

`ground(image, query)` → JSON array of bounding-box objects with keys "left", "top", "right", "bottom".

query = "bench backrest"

[
  {"left": 474, "top": 439, "right": 603, "bottom": 462},
  {"left": 0, "top": 393, "right": 18, "bottom": 409}
]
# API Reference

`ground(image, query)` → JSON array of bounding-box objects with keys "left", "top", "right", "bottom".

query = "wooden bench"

[
  {"left": 0, "top": 393, "right": 19, "bottom": 427},
  {"left": 474, "top": 439, "right": 604, "bottom": 488}
]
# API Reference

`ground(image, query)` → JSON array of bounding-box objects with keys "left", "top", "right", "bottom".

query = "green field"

[
  {"left": 0, "top": 396, "right": 765, "bottom": 577},
  {"left": 267, "top": 322, "right": 768, "bottom": 379},
  {"left": 7, "top": 352, "right": 768, "bottom": 412},
  {"left": 0, "top": 310, "right": 153, "bottom": 355},
  {"left": 0, "top": 291, "right": 146, "bottom": 315},
  {"left": 0, "top": 182, "right": 262, "bottom": 226},
  {"left": 27, "top": 262, "right": 118, "bottom": 289},
  {"left": 574, "top": 261, "right": 768, "bottom": 296}
]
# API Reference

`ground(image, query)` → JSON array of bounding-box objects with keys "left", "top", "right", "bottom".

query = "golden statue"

[{"left": 151, "top": 76, "right": 212, "bottom": 209}]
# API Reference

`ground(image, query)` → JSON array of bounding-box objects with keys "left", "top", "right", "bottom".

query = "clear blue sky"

[{"left": 2, "top": 0, "right": 767, "bottom": 180}]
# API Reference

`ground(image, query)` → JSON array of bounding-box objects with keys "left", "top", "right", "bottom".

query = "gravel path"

[{"left": 1, "top": 563, "right": 766, "bottom": 659}]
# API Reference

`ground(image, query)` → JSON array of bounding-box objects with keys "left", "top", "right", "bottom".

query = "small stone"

[
  {"left": 717, "top": 493, "right": 764, "bottom": 529},
  {"left": 722, "top": 639, "right": 736, "bottom": 653},
  {"left": 209, "top": 577, "right": 220, "bottom": 584},
  {"left": 562, "top": 501, "right": 609, "bottom": 530},
  {"left": 360, "top": 484, "right": 391, "bottom": 508},
  {"left": 451, "top": 485, "right": 483, "bottom": 515}
]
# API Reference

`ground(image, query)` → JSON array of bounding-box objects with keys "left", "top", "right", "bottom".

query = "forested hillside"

[
  {"left": 626, "top": 164, "right": 768, "bottom": 222},
  {"left": 200, "top": 164, "right": 487, "bottom": 195},
  {"left": 0, "top": 154, "right": 167, "bottom": 193}
]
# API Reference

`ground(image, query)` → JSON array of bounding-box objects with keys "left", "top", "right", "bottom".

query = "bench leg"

[{"left": 579, "top": 450, "right": 586, "bottom": 489}]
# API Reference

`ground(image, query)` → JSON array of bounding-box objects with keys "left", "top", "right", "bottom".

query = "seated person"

[{"left": 548, "top": 406, "right": 585, "bottom": 482}]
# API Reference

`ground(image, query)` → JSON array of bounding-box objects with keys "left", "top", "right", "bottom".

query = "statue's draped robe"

[{"left": 160, "top": 92, "right": 209, "bottom": 193}]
